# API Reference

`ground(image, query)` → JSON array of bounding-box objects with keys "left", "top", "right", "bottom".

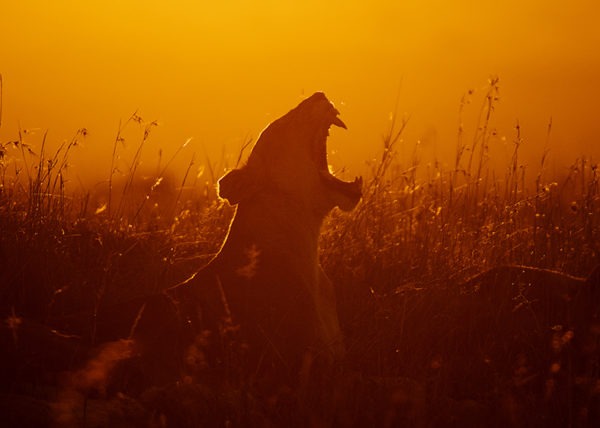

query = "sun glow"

[{"left": 1, "top": 1, "right": 599, "bottom": 185}]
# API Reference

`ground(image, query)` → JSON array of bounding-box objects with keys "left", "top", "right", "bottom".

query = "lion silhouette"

[{"left": 161, "top": 92, "right": 362, "bottom": 382}]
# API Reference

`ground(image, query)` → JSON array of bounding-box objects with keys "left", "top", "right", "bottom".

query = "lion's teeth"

[{"left": 332, "top": 116, "right": 347, "bottom": 129}]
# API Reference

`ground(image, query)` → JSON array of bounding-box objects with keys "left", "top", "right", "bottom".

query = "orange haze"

[{"left": 1, "top": 0, "right": 599, "bottom": 187}]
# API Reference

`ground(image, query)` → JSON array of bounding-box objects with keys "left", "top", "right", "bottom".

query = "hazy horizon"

[{"left": 1, "top": 1, "right": 599, "bottom": 188}]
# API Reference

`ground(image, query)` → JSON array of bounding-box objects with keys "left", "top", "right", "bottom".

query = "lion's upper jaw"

[{"left": 272, "top": 92, "right": 362, "bottom": 213}]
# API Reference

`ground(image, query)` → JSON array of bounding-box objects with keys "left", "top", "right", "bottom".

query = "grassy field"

[{"left": 1, "top": 84, "right": 599, "bottom": 427}]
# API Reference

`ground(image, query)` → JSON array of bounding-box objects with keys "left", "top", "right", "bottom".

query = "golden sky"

[{"left": 1, "top": 0, "right": 599, "bottom": 185}]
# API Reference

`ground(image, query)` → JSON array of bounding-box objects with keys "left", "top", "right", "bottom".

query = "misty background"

[{"left": 1, "top": 0, "right": 599, "bottom": 188}]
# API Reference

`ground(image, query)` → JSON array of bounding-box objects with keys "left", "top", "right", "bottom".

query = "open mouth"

[{"left": 314, "top": 112, "right": 363, "bottom": 201}]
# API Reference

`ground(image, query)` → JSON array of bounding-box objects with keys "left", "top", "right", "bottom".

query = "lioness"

[{"left": 168, "top": 92, "right": 362, "bottom": 381}]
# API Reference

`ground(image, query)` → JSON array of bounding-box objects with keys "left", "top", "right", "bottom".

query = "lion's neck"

[{"left": 215, "top": 194, "right": 327, "bottom": 275}]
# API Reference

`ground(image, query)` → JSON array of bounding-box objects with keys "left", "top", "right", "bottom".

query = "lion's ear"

[{"left": 218, "top": 167, "right": 260, "bottom": 204}]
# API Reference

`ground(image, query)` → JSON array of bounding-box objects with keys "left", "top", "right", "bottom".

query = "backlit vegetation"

[{"left": 1, "top": 81, "right": 598, "bottom": 426}]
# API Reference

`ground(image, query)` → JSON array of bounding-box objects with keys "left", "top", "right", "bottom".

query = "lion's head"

[{"left": 218, "top": 92, "right": 362, "bottom": 215}]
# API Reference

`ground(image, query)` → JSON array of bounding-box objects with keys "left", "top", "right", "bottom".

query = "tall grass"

[
  {"left": 324, "top": 78, "right": 598, "bottom": 295},
  {"left": 1, "top": 81, "right": 599, "bottom": 426},
  {"left": 2, "top": 78, "right": 598, "bottom": 329}
]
